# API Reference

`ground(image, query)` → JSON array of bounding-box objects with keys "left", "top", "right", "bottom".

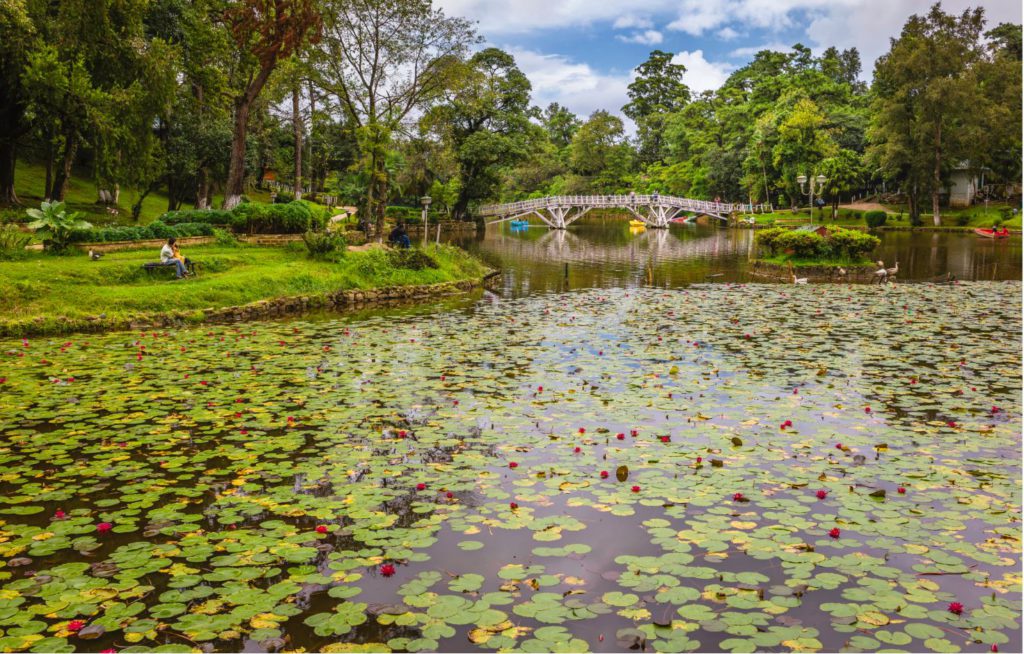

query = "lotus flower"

[
  {"left": 600, "top": 470, "right": 609, "bottom": 478},
  {"left": 631, "top": 485, "right": 640, "bottom": 493},
  {"left": 380, "top": 564, "right": 396, "bottom": 577},
  {"left": 508, "top": 462, "right": 518, "bottom": 469},
  {"left": 416, "top": 483, "right": 426, "bottom": 491},
  {"left": 948, "top": 601, "right": 963, "bottom": 615},
  {"left": 96, "top": 522, "right": 112, "bottom": 533},
  {"left": 816, "top": 490, "right": 828, "bottom": 500},
  {"left": 316, "top": 525, "right": 328, "bottom": 534},
  {"left": 828, "top": 527, "right": 840, "bottom": 539},
  {"left": 67, "top": 620, "right": 85, "bottom": 632},
  {"left": 509, "top": 502, "right": 519, "bottom": 510}
]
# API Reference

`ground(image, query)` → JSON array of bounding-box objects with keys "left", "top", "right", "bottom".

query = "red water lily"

[
  {"left": 696, "top": 456, "right": 703, "bottom": 464},
  {"left": 816, "top": 490, "right": 828, "bottom": 500},
  {"left": 509, "top": 502, "right": 519, "bottom": 510},
  {"left": 573, "top": 447, "right": 581, "bottom": 453},
  {"left": 991, "top": 406, "right": 1001, "bottom": 414},
  {"left": 578, "top": 427, "right": 586, "bottom": 434},
  {"left": 446, "top": 492, "right": 454, "bottom": 499},
  {"left": 54, "top": 509, "right": 66, "bottom": 519},
  {"left": 631, "top": 485, "right": 640, "bottom": 493},
  {"left": 947, "top": 421, "right": 957, "bottom": 428},
  {"left": 783, "top": 420, "right": 792, "bottom": 427},
  {"left": 67, "top": 620, "right": 85, "bottom": 632},
  {"left": 659, "top": 435, "right": 670, "bottom": 443},
  {"left": 397, "top": 430, "right": 407, "bottom": 438},
  {"left": 733, "top": 492, "right": 744, "bottom": 501},
  {"left": 316, "top": 525, "right": 328, "bottom": 534},
  {"left": 380, "top": 564, "right": 396, "bottom": 577},
  {"left": 416, "top": 483, "right": 426, "bottom": 491},
  {"left": 948, "top": 601, "right": 964, "bottom": 615},
  {"left": 96, "top": 522, "right": 112, "bottom": 533},
  {"left": 616, "top": 433, "right": 625, "bottom": 440},
  {"left": 101, "top": 650, "right": 117, "bottom": 653},
  {"left": 835, "top": 443, "right": 843, "bottom": 450},
  {"left": 600, "top": 470, "right": 609, "bottom": 478},
  {"left": 793, "top": 388, "right": 798, "bottom": 395},
  {"left": 630, "top": 429, "right": 639, "bottom": 437},
  {"left": 828, "top": 527, "right": 841, "bottom": 539},
  {"left": 744, "top": 333, "right": 751, "bottom": 339},
  {"left": 508, "top": 462, "right": 518, "bottom": 469},
  {"left": 864, "top": 406, "right": 871, "bottom": 413},
  {"left": 990, "top": 645, "right": 998, "bottom": 652},
  {"left": 897, "top": 486, "right": 906, "bottom": 494}
]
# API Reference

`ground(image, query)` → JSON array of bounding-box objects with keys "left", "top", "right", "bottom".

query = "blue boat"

[{"left": 509, "top": 219, "right": 529, "bottom": 230}]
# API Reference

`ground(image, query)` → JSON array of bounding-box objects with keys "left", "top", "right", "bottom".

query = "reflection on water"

[{"left": 451, "top": 221, "right": 1022, "bottom": 297}]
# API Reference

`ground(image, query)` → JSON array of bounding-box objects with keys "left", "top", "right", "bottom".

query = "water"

[
  {"left": 0, "top": 222, "right": 1020, "bottom": 654},
  {"left": 454, "top": 221, "right": 1021, "bottom": 296}
]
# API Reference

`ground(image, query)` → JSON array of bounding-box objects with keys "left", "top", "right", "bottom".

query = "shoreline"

[{"left": 0, "top": 272, "right": 500, "bottom": 338}]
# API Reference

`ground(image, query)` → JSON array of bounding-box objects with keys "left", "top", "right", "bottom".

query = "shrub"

[
  {"left": 956, "top": 214, "right": 971, "bottom": 226},
  {"left": 755, "top": 227, "right": 789, "bottom": 254},
  {"left": 301, "top": 230, "right": 346, "bottom": 259},
  {"left": 160, "top": 209, "right": 234, "bottom": 226},
  {"left": 387, "top": 248, "right": 438, "bottom": 270},
  {"left": 25, "top": 201, "right": 92, "bottom": 251},
  {"left": 864, "top": 211, "right": 887, "bottom": 228},
  {"left": 773, "top": 231, "right": 829, "bottom": 258},
  {"left": 68, "top": 221, "right": 214, "bottom": 243},
  {"left": 826, "top": 227, "right": 880, "bottom": 260},
  {"left": 213, "top": 228, "right": 239, "bottom": 247},
  {"left": 0, "top": 225, "right": 32, "bottom": 260}
]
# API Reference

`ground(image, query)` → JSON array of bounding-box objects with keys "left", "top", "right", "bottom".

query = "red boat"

[{"left": 975, "top": 227, "right": 1010, "bottom": 239}]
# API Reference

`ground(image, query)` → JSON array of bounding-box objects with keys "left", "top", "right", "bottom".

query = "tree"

[
  {"left": 869, "top": 4, "right": 991, "bottom": 225},
  {"left": 428, "top": 48, "right": 532, "bottom": 219},
  {"left": 623, "top": 50, "right": 690, "bottom": 165},
  {"left": 221, "top": 0, "right": 321, "bottom": 209},
  {"left": 542, "top": 103, "right": 581, "bottom": 149},
  {"left": 773, "top": 98, "right": 837, "bottom": 207},
  {"left": 569, "top": 110, "right": 633, "bottom": 193},
  {"left": 819, "top": 149, "right": 863, "bottom": 219},
  {"left": 314, "top": 0, "right": 476, "bottom": 235},
  {"left": 0, "top": 0, "right": 35, "bottom": 204}
]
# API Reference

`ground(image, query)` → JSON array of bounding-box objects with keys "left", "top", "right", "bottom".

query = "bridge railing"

[{"left": 478, "top": 195, "right": 771, "bottom": 217}]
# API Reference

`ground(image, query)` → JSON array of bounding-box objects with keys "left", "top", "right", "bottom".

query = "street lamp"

[
  {"left": 797, "top": 173, "right": 827, "bottom": 220},
  {"left": 420, "top": 196, "right": 431, "bottom": 245}
]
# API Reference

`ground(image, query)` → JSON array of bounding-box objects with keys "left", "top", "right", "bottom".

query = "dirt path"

[{"left": 841, "top": 201, "right": 891, "bottom": 213}]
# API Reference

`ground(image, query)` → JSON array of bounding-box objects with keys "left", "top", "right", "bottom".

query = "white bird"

[
  {"left": 788, "top": 264, "right": 808, "bottom": 284},
  {"left": 873, "top": 260, "right": 888, "bottom": 284},
  {"left": 88, "top": 249, "right": 102, "bottom": 260},
  {"left": 885, "top": 261, "right": 899, "bottom": 281}
]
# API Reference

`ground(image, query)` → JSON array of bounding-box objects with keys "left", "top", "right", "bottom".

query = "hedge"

[
  {"left": 756, "top": 225, "right": 879, "bottom": 260},
  {"left": 69, "top": 221, "right": 215, "bottom": 243},
  {"left": 160, "top": 201, "right": 327, "bottom": 234},
  {"left": 864, "top": 210, "right": 887, "bottom": 228}
]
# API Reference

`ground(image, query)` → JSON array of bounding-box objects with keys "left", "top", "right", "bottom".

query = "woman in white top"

[{"left": 160, "top": 237, "right": 189, "bottom": 278}]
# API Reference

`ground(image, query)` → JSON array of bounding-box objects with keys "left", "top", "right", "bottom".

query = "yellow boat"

[{"left": 628, "top": 220, "right": 646, "bottom": 228}]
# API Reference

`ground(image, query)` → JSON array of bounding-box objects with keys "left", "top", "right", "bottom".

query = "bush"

[
  {"left": 956, "top": 214, "right": 971, "bottom": 226},
  {"left": 301, "top": 230, "right": 346, "bottom": 259},
  {"left": 0, "top": 225, "right": 32, "bottom": 260},
  {"left": 864, "top": 211, "right": 887, "bottom": 228},
  {"left": 773, "top": 231, "right": 829, "bottom": 258},
  {"left": 387, "top": 248, "right": 439, "bottom": 270},
  {"left": 161, "top": 203, "right": 319, "bottom": 234},
  {"left": 161, "top": 209, "right": 234, "bottom": 226},
  {"left": 825, "top": 227, "right": 880, "bottom": 259},
  {"left": 755, "top": 227, "right": 790, "bottom": 254},
  {"left": 68, "top": 221, "right": 215, "bottom": 243}
]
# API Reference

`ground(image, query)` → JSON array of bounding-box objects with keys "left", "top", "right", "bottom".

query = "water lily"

[
  {"left": 96, "top": 522, "right": 112, "bottom": 533},
  {"left": 600, "top": 470, "right": 609, "bottom": 478},
  {"left": 733, "top": 492, "right": 744, "bottom": 501},
  {"left": 783, "top": 420, "right": 792, "bottom": 427},
  {"left": 573, "top": 446, "right": 581, "bottom": 453},
  {"left": 897, "top": 486, "right": 906, "bottom": 494},
  {"left": 315, "top": 525, "right": 328, "bottom": 534},
  {"left": 696, "top": 456, "right": 703, "bottom": 464},
  {"left": 947, "top": 420, "right": 957, "bottom": 428},
  {"left": 380, "top": 564, "right": 396, "bottom": 577},
  {"left": 446, "top": 492, "right": 454, "bottom": 499},
  {"left": 616, "top": 433, "right": 625, "bottom": 440},
  {"left": 416, "top": 483, "right": 426, "bottom": 491},
  {"left": 816, "top": 490, "right": 828, "bottom": 500},
  {"left": 991, "top": 405, "right": 1001, "bottom": 413},
  {"left": 948, "top": 601, "right": 964, "bottom": 615},
  {"left": 835, "top": 443, "right": 843, "bottom": 450},
  {"left": 54, "top": 509, "right": 66, "bottom": 519},
  {"left": 864, "top": 406, "right": 871, "bottom": 413},
  {"left": 509, "top": 502, "right": 519, "bottom": 510},
  {"left": 578, "top": 427, "right": 586, "bottom": 434},
  {"left": 659, "top": 435, "right": 670, "bottom": 443},
  {"left": 630, "top": 429, "right": 639, "bottom": 437},
  {"left": 508, "top": 462, "right": 518, "bottom": 468},
  {"left": 537, "top": 385, "right": 542, "bottom": 391},
  {"left": 67, "top": 620, "right": 85, "bottom": 632},
  {"left": 828, "top": 527, "right": 841, "bottom": 539},
  {"left": 631, "top": 485, "right": 640, "bottom": 493}
]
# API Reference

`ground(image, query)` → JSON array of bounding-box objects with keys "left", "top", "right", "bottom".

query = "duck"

[{"left": 88, "top": 249, "right": 103, "bottom": 260}]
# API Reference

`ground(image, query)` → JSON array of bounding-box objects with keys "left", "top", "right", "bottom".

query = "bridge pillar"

[{"left": 650, "top": 204, "right": 673, "bottom": 228}]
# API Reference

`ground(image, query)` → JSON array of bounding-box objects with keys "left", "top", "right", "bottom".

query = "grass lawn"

[
  {"left": 5, "top": 160, "right": 297, "bottom": 226},
  {"left": 0, "top": 242, "right": 490, "bottom": 336},
  {"left": 760, "top": 204, "right": 1022, "bottom": 229}
]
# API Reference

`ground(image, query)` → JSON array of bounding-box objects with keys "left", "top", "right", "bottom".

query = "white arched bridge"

[{"left": 478, "top": 194, "right": 771, "bottom": 229}]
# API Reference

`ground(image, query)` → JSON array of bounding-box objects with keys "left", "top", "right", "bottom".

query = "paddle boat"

[
  {"left": 628, "top": 219, "right": 646, "bottom": 228},
  {"left": 509, "top": 219, "right": 529, "bottom": 230},
  {"left": 975, "top": 227, "right": 1010, "bottom": 239}
]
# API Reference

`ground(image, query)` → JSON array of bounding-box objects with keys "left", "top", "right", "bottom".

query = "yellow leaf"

[
  {"left": 857, "top": 611, "right": 890, "bottom": 626},
  {"left": 31, "top": 532, "right": 54, "bottom": 541}
]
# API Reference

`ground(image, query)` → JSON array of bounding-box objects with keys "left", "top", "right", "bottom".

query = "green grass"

[
  {"left": 755, "top": 254, "right": 875, "bottom": 268},
  {"left": 762, "top": 204, "right": 1022, "bottom": 229},
  {"left": 0, "top": 243, "right": 490, "bottom": 336},
  {"left": 5, "top": 160, "right": 296, "bottom": 226}
]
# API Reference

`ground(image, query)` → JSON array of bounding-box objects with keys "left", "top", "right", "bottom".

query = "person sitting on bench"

[
  {"left": 160, "top": 237, "right": 191, "bottom": 278},
  {"left": 388, "top": 222, "right": 411, "bottom": 249}
]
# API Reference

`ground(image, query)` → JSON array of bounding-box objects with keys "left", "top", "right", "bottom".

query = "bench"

[{"left": 143, "top": 261, "right": 197, "bottom": 276}]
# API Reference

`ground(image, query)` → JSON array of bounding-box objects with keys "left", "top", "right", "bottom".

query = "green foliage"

[
  {"left": 757, "top": 225, "right": 878, "bottom": 261},
  {"left": 25, "top": 201, "right": 93, "bottom": 251},
  {"left": 387, "top": 248, "right": 439, "bottom": 271},
  {"left": 301, "top": 230, "right": 346, "bottom": 260},
  {"left": 160, "top": 202, "right": 322, "bottom": 234},
  {"left": 68, "top": 221, "right": 215, "bottom": 244},
  {"left": 0, "top": 225, "right": 31, "bottom": 260},
  {"left": 773, "top": 230, "right": 829, "bottom": 258},
  {"left": 864, "top": 211, "right": 887, "bottom": 228},
  {"left": 754, "top": 227, "right": 790, "bottom": 253},
  {"left": 825, "top": 226, "right": 881, "bottom": 258}
]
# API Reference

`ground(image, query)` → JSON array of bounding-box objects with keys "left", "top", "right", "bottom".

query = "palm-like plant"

[{"left": 25, "top": 201, "right": 93, "bottom": 251}]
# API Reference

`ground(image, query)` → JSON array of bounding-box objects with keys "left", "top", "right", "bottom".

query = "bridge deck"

[{"left": 479, "top": 194, "right": 769, "bottom": 218}]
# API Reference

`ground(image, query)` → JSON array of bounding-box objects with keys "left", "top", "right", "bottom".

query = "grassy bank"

[
  {"left": 754, "top": 254, "right": 875, "bottom": 268},
  {"left": 746, "top": 204, "right": 1022, "bottom": 229},
  {"left": 0, "top": 243, "right": 490, "bottom": 336}
]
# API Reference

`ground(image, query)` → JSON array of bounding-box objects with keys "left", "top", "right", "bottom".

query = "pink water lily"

[
  {"left": 315, "top": 525, "right": 328, "bottom": 534},
  {"left": 631, "top": 485, "right": 640, "bottom": 493},
  {"left": 380, "top": 564, "right": 396, "bottom": 577},
  {"left": 509, "top": 502, "right": 519, "bottom": 510},
  {"left": 948, "top": 601, "right": 964, "bottom": 615},
  {"left": 54, "top": 509, "right": 66, "bottom": 519},
  {"left": 416, "top": 483, "right": 426, "bottom": 491},
  {"left": 96, "top": 522, "right": 112, "bottom": 533},
  {"left": 828, "top": 527, "right": 841, "bottom": 539},
  {"left": 733, "top": 492, "right": 744, "bottom": 501},
  {"left": 816, "top": 490, "right": 828, "bottom": 500},
  {"left": 67, "top": 620, "right": 85, "bottom": 632},
  {"left": 600, "top": 470, "right": 609, "bottom": 478},
  {"left": 508, "top": 462, "right": 518, "bottom": 469}
]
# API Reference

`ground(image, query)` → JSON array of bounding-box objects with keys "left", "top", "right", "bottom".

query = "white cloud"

[
  {"left": 672, "top": 50, "right": 734, "bottom": 92},
  {"left": 613, "top": 15, "right": 653, "bottom": 30},
  {"left": 508, "top": 47, "right": 633, "bottom": 119},
  {"left": 616, "top": 30, "right": 664, "bottom": 45},
  {"left": 728, "top": 42, "right": 796, "bottom": 59},
  {"left": 717, "top": 26, "right": 741, "bottom": 40}
]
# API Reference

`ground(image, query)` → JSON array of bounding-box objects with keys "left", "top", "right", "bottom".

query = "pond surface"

[
  {"left": 0, "top": 281, "right": 1020, "bottom": 654},
  {"left": 457, "top": 221, "right": 1022, "bottom": 296}
]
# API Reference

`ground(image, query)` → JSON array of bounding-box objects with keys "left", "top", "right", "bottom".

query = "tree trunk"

[
  {"left": 131, "top": 183, "right": 156, "bottom": 221},
  {"left": 293, "top": 86, "right": 302, "bottom": 200},
  {"left": 222, "top": 99, "right": 251, "bottom": 210},
  {"left": 195, "top": 167, "right": 210, "bottom": 209},
  {"left": 932, "top": 124, "right": 942, "bottom": 226},
  {"left": 50, "top": 130, "right": 77, "bottom": 202},
  {"left": 44, "top": 134, "right": 54, "bottom": 201},
  {"left": 372, "top": 153, "right": 388, "bottom": 237},
  {"left": 0, "top": 140, "right": 18, "bottom": 205},
  {"left": 307, "top": 81, "right": 316, "bottom": 193}
]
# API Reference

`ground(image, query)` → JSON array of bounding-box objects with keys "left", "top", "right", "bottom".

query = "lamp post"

[
  {"left": 797, "top": 173, "right": 827, "bottom": 220},
  {"left": 420, "top": 196, "right": 431, "bottom": 245}
]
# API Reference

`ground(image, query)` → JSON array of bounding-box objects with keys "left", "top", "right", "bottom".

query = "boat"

[
  {"left": 628, "top": 219, "right": 646, "bottom": 228},
  {"left": 509, "top": 219, "right": 529, "bottom": 229},
  {"left": 975, "top": 227, "right": 1010, "bottom": 239}
]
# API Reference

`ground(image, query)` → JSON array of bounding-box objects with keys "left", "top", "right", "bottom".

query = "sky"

[{"left": 437, "top": 0, "right": 1022, "bottom": 123}]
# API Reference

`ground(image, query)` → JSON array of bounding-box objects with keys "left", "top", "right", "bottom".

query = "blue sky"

[{"left": 437, "top": 0, "right": 1022, "bottom": 122}]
